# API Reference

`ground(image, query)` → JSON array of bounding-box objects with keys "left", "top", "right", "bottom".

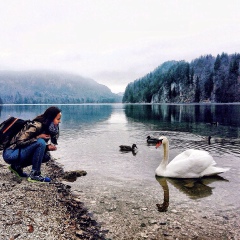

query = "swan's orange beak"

[{"left": 156, "top": 140, "right": 162, "bottom": 149}]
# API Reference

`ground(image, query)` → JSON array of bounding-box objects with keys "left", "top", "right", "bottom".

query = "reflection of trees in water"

[
  {"left": 124, "top": 104, "right": 240, "bottom": 137},
  {"left": 60, "top": 105, "right": 113, "bottom": 126},
  {"left": 125, "top": 104, "right": 240, "bottom": 127},
  {"left": 155, "top": 176, "right": 228, "bottom": 212},
  {"left": 0, "top": 105, "right": 113, "bottom": 127},
  {"left": 0, "top": 105, "right": 47, "bottom": 120}
]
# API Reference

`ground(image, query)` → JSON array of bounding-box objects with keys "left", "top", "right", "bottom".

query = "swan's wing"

[
  {"left": 167, "top": 149, "right": 215, "bottom": 178},
  {"left": 171, "top": 149, "right": 215, "bottom": 165}
]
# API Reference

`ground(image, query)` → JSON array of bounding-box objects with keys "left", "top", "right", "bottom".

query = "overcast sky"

[{"left": 0, "top": 0, "right": 239, "bottom": 93}]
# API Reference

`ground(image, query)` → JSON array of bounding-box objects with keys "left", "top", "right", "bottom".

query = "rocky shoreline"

[{"left": 0, "top": 153, "right": 106, "bottom": 240}]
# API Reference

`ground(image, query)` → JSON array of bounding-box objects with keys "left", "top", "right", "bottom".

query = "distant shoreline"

[{"left": 1, "top": 102, "right": 240, "bottom": 106}]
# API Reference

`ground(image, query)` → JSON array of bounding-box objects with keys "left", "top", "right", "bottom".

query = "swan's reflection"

[
  {"left": 155, "top": 177, "right": 169, "bottom": 212},
  {"left": 155, "top": 176, "right": 228, "bottom": 212}
]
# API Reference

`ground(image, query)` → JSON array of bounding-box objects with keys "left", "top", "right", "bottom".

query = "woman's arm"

[
  {"left": 9, "top": 121, "right": 43, "bottom": 148},
  {"left": 37, "top": 133, "right": 51, "bottom": 140}
]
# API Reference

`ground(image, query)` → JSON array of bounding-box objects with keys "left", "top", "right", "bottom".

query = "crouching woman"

[{"left": 3, "top": 106, "right": 61, "bottom": 183}]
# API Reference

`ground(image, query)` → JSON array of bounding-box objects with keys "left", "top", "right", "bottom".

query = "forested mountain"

[
  {"left": 0, "top": 71, "right": 122, "bottom": 104},
  {"left": 123, "top": 53, "right": 240, "bottom": 103}
]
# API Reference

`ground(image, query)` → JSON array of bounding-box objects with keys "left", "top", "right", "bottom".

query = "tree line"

[
  {"left": 122, "top": 53, "right": 240, "bottom": 103},
  {"left": 0, "top": 71, "right": 122, "bottom": 104}
]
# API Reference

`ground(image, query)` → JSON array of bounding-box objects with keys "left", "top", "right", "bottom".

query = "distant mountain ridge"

[
  {"left": 0, "top": 71, "right": 122, "bottom": 104},
  {"left": 123, "top": 53, "right": 240, "bottom": 103}
]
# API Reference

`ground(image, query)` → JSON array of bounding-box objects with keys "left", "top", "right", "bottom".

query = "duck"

[
  {"left": 207, "top": 136, "right": 229, "bottom": 145},
  {"left": 146, "top": 135, "right": 159, "bottom": 144},
  {"left": 119, "top": 144, "right": 137, "bottom": 151},
  {"left": 207, "top": 136, "right": 240, "bottom": 145},
  {"left": 155, "top": 136, "right": 229, "bottom": 178}
]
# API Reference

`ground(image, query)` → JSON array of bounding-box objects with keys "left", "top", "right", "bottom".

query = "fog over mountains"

[
  {"left": 0, "top": 71, "right": 122, "bottom": 104},
  {"left": 1, "top": 52, "right": 239, "bottom": 105}
]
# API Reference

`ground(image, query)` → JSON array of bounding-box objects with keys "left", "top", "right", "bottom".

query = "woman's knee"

[{"left": 2, "top": 149, "right": 19, "bottom": 163}]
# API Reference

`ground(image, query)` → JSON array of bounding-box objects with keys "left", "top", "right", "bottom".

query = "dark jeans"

[{"left": 3, "top": 138, "right": 50, "bottom": 172}]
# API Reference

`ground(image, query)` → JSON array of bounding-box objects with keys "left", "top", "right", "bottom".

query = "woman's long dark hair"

[{"left": 33, "top": 106, "right": 61, "bottom": 127}]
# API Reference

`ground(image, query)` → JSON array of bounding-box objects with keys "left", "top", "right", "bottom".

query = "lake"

[{"left": 1, "top": 103, "right": 240, "bottom": 238}]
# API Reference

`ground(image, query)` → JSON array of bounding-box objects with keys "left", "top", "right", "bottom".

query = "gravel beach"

[
  {"left": 0, "top": 153, "right": 106, "bottom": 240},
  {"left": 1, "top": 152, "right": 239, "bottom": 240}
]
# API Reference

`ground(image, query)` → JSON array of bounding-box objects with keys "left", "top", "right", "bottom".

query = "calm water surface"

[{"left": 1, "top": 103, "right": 240, "bottom": 234}]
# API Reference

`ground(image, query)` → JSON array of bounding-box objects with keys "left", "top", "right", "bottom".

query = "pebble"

[
  {"left": 148, "top": 219, "right": 157, "bottom": 225},
  {"left": 159, "top": 221, "right": 167, "bottom": 225}
]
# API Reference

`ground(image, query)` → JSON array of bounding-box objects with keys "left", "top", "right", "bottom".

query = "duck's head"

[
  {"left": 156, "top": 136, "right": 168, "bottom": 148},
  {"left": 132, "top": 144, "right": 137, "bottom": 149}
]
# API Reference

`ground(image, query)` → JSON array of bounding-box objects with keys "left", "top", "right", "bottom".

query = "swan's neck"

[{"left": 161, "top": 141, "right": 169, "bottom": 169}]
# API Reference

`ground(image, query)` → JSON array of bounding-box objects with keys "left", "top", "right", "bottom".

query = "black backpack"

[{"left": 0, "top": 117, "right": 30, "bottom": 150}]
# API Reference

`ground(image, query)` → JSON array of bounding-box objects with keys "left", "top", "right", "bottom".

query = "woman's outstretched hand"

[
  {"left": 37, "top": 134, "right": 57, "bottom": 150},
  {"left": 47, "top": 144, "right": 57, "bottom": 151}
]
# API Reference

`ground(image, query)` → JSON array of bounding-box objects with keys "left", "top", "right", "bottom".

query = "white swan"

[{"left": 155, "top": 136, "right": 229, "bottom": 178}]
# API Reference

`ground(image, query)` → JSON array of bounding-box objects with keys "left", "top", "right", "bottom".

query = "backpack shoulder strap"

[{"left": 3, "top": 118, "right": 19, "bottom": 134}]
